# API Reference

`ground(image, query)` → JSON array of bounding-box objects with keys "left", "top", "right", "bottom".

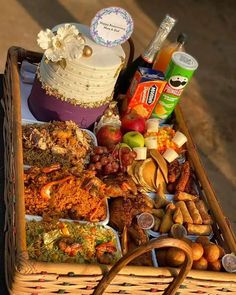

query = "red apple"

[
  {"left": 96, "top": 125, "right": 122, "bottom": 147},
  {"left": 121, "top": 112, "right": 146, "bottom": 133}
]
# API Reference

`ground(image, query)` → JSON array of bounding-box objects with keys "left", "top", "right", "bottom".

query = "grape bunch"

[{"left": 88, "top": 146, "right": 137, "bottom": 175}]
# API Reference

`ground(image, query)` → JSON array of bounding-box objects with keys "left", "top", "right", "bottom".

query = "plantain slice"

[
  {"left": 150, "top": 149, "right": 168, "bottom": 183},
  {"left": 156, "top": 168, "right": 167, "bottom": 199},
  {"left": 127, "top": 161, "right": 139, "bottom": 185},
  {"left": 138, "top": 158, "right": 157, "bottom": 192},
  {"left": 133, "top": 160, "right": 149, "bottom": 192}
]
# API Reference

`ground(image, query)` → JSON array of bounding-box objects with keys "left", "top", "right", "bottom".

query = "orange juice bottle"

[{"left": 153, "top": 33, "right": 187, "bottom": 74}]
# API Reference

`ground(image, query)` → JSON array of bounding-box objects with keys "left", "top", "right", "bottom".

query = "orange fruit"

[
  {"left": 204, "top": 244, "right": 220, "bottom": 263},
  {"left": 166, "top": 248, "right": 185, "bottom": 267},
  {"left": 156, "top": 249, "right": 167, "bottom": 266},
  {"left": 192, "top": 257, "right": 208, "bottom": 270},
  {"left": 191, "top": 242, "right": 204, "bottom": 261},
  {"left": 208, "top": 259, "right": 222, "bottom": 272}
]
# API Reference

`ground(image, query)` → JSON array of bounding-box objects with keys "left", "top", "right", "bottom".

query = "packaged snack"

[
  {"left": 122, "top": 67, "right": 166, "bottom": 119},
  {"left": 152, "top": 52, "right": 198, "bottom": 120}
]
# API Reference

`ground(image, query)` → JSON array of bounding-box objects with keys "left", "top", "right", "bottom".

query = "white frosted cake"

[{"left": 28, "top": 23, "right": 126, "bottom": 128}]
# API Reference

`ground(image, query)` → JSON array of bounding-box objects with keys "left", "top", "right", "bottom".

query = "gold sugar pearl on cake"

[{"left": 83, "top": 45, "right": 93, "bottom": 57}]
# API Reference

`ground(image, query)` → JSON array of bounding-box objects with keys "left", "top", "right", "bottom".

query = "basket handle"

[{"left": 93, "top": 238, "right": 193, "bottom": 295}]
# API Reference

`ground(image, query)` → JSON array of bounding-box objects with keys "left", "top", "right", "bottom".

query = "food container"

[
  {"left": 137, "top": 212, "right": 155, "bottom": 230},
  {"left": 25, "top": 205, "right": 109, "bottom": 226},
  {"left": 23, "top": 164, "right": 109, "bottom": 225},
  {"left": 25, "top": 207, "right": 109, "bottom": 226},
  {"left": 22, "top": 120, "right": 106, "bottom": 223},
  {"left": 3, "top": 46, "right": 236, "bottom": 295},
  {"left": 25, "top": 216, "right": 122, "bottom": 260},
  {"left": 222, "top": 253, "right": 236, "bottom": 273}
]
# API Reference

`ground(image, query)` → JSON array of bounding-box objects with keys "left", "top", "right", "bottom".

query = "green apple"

[{"left": 123, "top": 131, "right": 145, "bottom": 148}]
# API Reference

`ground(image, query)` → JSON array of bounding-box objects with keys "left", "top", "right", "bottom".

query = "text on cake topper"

[{"left": 90, "top": 7, "right": 133, "bottom": 47}]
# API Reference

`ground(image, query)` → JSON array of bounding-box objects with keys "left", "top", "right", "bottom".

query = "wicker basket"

[{"left": 2, "top": 46, "right": 236, "bottom": 295}]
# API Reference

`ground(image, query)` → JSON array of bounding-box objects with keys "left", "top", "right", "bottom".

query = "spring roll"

[
  {"left": 154, "top": 196, "right": 170, "bottom": 209},
  {"left": 195, "top": 200, "right": 213, "bottom": 225},
  {"left": 153, "top": 217, "right": 161, "bottom": 232},
  {"left": 174, "top": 191, "right": 199, "bottom": 202},
  {"left": 185, "top": 223, "right": 212, "bottom": 236},
  {"left": 159, "top": 207, "right": 174, "bottom": 233},
  {"left": 151, "top": 208, "right": 165, "bottom": 218},
  {"left": 166, "top": 203, "right": 176, "bottom": 212},
  {"left": 186, "top": 201, "right": 203, "bottom": 225},
  {"left": 173, "top": 207, "right": 183, "bottom": 225},
  {"left": 176, "top": 201, "right": 193, "bottom": 224}
]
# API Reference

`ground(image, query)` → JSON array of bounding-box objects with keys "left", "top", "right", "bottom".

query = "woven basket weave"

[{"left": 2, "top": 46, "right": 236, "bottom": 295}]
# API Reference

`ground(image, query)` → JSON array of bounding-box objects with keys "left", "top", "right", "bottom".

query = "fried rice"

[{"left": 24, "top": 166, "right": 107, "bottom": 222}]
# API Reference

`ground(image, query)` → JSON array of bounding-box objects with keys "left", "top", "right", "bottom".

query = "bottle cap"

[
  {"left": 137, "top": 213, "right": 155, "bottom": 230},
  {"left": 170, "top": 224, "right": 187, "bottom": 239},
  {"left": 160, "top": 15, "right": 177, "bottom": 31},
  {"left": 177, "top": 33, "right": 188, "bottom": 44},
  {"left": 172, "top": 51, "right": 198, "bottom": 71},
  {"left": 222, "top": 253, "right": 236, "bottom": 273}
]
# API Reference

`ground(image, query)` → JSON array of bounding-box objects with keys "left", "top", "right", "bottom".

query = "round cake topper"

[{"left": 90, "top": 7, "right": 133, "bottom": 47}]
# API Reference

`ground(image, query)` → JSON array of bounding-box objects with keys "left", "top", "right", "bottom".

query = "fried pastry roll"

[
  {"left": 195, "top": 200, "right": 213, "bottom": 225},
  {"left": 174, "top": 191, "right": 199, "bottom": 202},
  {"left": 186, "top": 200, "right": 202, "bottom": 224},
  {"left": 185, "top": 223, "right": 212, "bottom": 235},
  {"left": 173, "top": 207, "right": 184, "bottom": 225},
  {"left": 176, "top": 201, "right": 193, "bottom": 224}
]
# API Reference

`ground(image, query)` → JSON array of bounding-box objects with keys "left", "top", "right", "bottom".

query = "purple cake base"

[{"left": 28, "top": 77, "right": 108, "bottom": 128}]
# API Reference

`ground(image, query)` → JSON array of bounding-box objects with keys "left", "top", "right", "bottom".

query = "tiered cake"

[{"left": 28, "top": 24, "right": 125, "bottom": 128}]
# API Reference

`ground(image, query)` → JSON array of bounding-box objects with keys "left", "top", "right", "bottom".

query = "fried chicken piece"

[
  {"left": 128, "top": 222, "right": 152, "bottom": 266},
  {"left": 109, "top": 194, "right": 154, "bottom": 231},
  {"left": 109, "top": 198, "right": 127, "bottom": 231},
  {"left": 184, "top": 174, "right": 198, "bottom": 195},
  {"left": 103, "top": 174, "right": 138, "bottom": 198},
  {"left": 109, "top": 196, "right": 154, "bottom": 266},
  {"left": 128, "top": 223, "right": 148, "bottom": 246}
]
